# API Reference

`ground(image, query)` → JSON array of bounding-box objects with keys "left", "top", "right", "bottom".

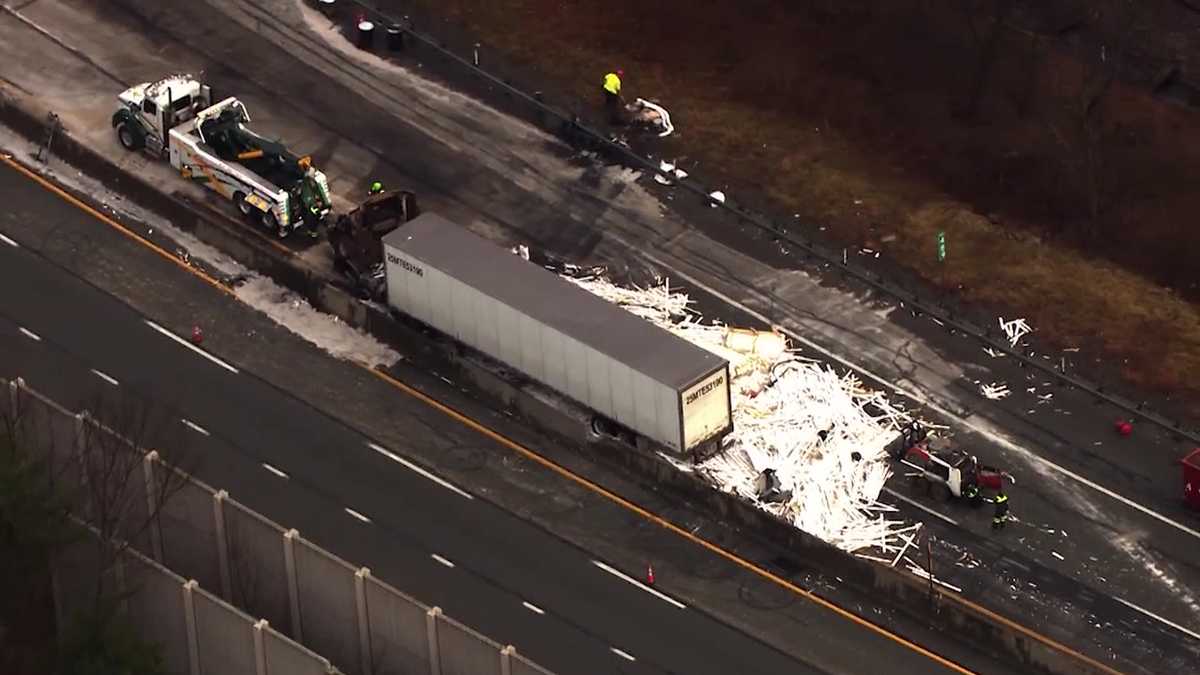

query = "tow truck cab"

[{"left": 113, "top": 76, "right": 212, "bottom": 156}]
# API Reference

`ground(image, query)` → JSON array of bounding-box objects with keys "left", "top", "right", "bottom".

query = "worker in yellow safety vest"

[{"left": 602, "top": 69, "right": 624, "bottom": 125}]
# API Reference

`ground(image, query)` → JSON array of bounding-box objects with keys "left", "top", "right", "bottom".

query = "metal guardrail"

[{"left": 332, "top": 0, "right": 1199, "bottom": 445}]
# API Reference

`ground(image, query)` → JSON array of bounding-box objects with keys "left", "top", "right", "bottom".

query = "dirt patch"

[{"left": 394, "top": 0, "right": 1200, "bottom": 416}]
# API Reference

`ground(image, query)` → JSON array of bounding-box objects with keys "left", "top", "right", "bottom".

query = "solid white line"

[
  {"left": 0, "top": 232, "right": 18, "bottom": 247},
  {"left": 344, "top": 507, "right": 372, "bottom": 523},
  {"left": 19, "top": 327, "right": 41, "bottom": 341},
  {"left": 431, "top": 554, "right": 455, "bottom": 568},
  {"left": 262, "top": 463, "right": 289, "bottom": 479},
  {"left": 882, "top": 487, "right": 959, "bottom": 526},
  {"left": 592, "top": 560, "right": 687, "bottom": 609},
  {"left": 89, "top": 368, "right": 120, "bottom": 386},
  {"left": 610, "top": 647, "right": 637, "bottom": 662},
  {"left": 144, "top": 320, "right": 239, "bottom": 374},
  {"left": 181, "top": 419, "right": 210, "bottom": 436},
  {"left": 367, "top": 442, "right": 474, "bottom": 500},
  {"left": 522, "top": 601, "right": 545, "bottom": 615},
  {"left": 1114, "top": 597, "right": 1200, "bottom": 642},
  {"left": 647, "top": 259, "right": 1200, "bottom": 542}
]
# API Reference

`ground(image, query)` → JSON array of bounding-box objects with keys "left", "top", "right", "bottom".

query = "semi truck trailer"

[
  {"left": 382, "top": 213, "right": 733, "bottom": 458},
  {"left": 111, "top": 76, "right": 331, "bottom": 237}
]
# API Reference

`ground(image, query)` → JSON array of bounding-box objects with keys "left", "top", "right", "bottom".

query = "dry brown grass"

[{"left": 407, "top": 0, "right": 1200, "bottom": 416}]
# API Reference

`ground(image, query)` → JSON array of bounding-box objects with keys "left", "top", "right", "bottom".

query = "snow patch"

[
  {"left": 0, "top": 124, "right": 400, "bottom": 369},
  {"left": 1114, "top": 535, "right": 1200, "bottom": 623}
]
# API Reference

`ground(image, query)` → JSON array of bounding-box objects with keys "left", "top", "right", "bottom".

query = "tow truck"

[{"left": 111, "top": 75, "right": 331, "bottom": 238}]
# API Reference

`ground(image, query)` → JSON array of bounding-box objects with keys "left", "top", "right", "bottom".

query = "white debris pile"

[{"left": 566, "top": 274, "right": 917, "bottom": 553}]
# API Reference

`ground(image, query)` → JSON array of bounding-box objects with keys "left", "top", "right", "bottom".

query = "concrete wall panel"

[
  {"left": 263, "top": 624, "right": 333, "bottom": 675},
  {"left": 193, "top": 590, "right": 256, "bottom": 675},
  {"left": 294, "top": 538, "right": 360, "bottom": 674},
  {"left": 159, "top": 479, "right": 221, "bottom": 590},
  {"left": 437, "top": 613, "right": 502, "bottom": 675},
  {"left": 223, "top": 500, "right": 290, "bottom": 632},
  {"left": 364, "top": 576, "right": 430, "bottom": 675},
  {"left": 124, "top": 556, "right": 191, "bottom": 675}
]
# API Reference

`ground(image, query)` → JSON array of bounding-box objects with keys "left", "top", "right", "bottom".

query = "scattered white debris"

[
  {"left": 981, "top": 382, "right": 1010, "bottom": 400},
  {"left": 1052, "top": 551, "right": 1065, "bottom": 561},
  {"left": 983, "top": 346, "right": 1004, "bottom": 358},
  {"left": 566, "top": 275, "right": 917, "bottom": 553},
  {"left": 999, "top": 317, "right": 1033, "bottom": 348},
  {"left": 633, "top": 97, "right": 674, "bottom": 137}
]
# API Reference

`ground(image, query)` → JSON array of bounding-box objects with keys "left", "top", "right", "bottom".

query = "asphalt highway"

[
  {"left": 1, "top": 0, "right": 1193, "bottom": 668},
  {"left": 0, "top": 162, "right": 983, "bottom": 674}
]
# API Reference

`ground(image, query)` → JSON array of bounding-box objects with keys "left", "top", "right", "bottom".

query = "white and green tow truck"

[{"left": 111, "top": 75, "right": 331, "bottom": 237}]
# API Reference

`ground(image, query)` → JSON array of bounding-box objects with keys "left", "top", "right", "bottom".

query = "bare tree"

[
  {"left": 2, "top": 379, "right": 195, "bottom": 628},
  {"left": 224, "top": 512, "right": 264, "bottom": 619},
  {"left": 959, "top": 0, "right": 1015, "bottom": 120},
  {"left": 71, "top": 391, "right": 195, "bottom": 613},
  {"left": 1047, "top": 0, "right": 1140, "bottom": 236}
]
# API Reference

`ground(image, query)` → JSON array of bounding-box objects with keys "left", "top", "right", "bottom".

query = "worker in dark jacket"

[
  {"left": 987, "top": 491, "right": 1010, "bottom": 530},
  {"left": 602, "top": 69, "right": 624, "bottom": 125}
]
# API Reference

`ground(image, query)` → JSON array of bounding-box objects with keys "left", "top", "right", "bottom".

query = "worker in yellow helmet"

[{"left": 602, "top": 69, "right": 624, "bottom": 125}]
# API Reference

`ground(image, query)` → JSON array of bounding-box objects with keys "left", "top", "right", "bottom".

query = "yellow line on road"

[{"left": 4, "top": 153, "right": 1126, "bottom": 675}]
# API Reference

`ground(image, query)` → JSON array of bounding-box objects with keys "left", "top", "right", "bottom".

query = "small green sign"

[{"left": 937, "top": 231, "right": 946, "bottom": 262}]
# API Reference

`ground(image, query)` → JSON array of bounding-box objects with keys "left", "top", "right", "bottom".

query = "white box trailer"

[{"left": 383, "top": 214, "right": 733, "bottom": 457}]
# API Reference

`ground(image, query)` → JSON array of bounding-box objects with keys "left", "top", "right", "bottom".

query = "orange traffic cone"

[
  {"left": 191, "top": 325, "right": 204, "bottom": 345},
  {"left": 646, "top": 563, "right": 655, "bottom": 585}
]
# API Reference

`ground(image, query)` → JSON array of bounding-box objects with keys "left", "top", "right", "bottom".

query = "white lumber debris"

[
  {"left": 980, "top": 382, "right": 1010, "bottom": 400},
  {"left": 999, "top": 316, "right": 1032, "bottom": 347},
  {"left": 566, "top": 274, "right": 919, "bottom": 554}
]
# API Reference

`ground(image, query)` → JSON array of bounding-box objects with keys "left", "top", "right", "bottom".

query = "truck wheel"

[
  {"left": 233, "top": 192, "right": 253, "bottom": 217},
  {"left": 116, "top": 122, "right": 144, "bottom": 151},
  {"left": 262, "top": 211, "right": 286, "bottom": 239}
]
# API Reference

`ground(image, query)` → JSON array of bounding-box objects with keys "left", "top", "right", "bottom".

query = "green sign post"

[{"left": 937, "top": 231, "right": 946, "bottom": 263}]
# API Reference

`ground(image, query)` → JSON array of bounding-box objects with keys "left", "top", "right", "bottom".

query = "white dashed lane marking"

[
  {"left": 144, "top": 320, "right": 239, "bottom": 374},
  {"left": 592, "top": 560, "right": 686, "bottom": 609},
  {"left": 261, "top": 463, "right": 289, "bottom": 479},
  {"left": 344, "top": 507, "right": 372, "bottom": 523},
  {"left": 90, "top": 369, "right": 119, "bottom": 386},
  {"left": 368, "top": 442, "right": 474, "bottom": 500},
  {"left": 610, "top": 647, "right": 636, "bottom": 662},
  {"left": 181, "top": 419, "right": 210, "bottom": 436}
]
